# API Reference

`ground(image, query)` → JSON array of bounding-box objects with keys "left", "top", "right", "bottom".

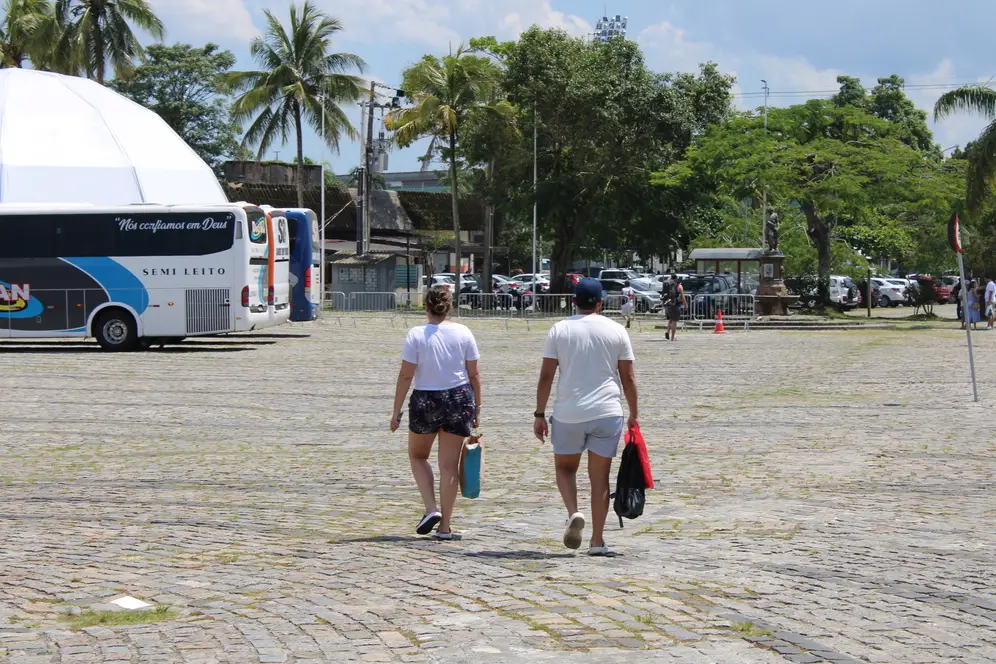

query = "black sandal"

[{"left": 416, "top": 512, "right": 442, "bottom": 535}]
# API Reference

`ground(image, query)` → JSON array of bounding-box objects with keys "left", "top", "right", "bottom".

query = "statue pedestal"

[{"left": 755, "top": 252, "right": 798, "bottom": 316}]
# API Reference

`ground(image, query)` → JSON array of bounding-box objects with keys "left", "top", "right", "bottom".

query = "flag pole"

[
  {"left": 950, "top": 212, "right": 978, "bottom": 402},
  {"left": 956, "top": 252, "right": 979, "bottom": 402}
]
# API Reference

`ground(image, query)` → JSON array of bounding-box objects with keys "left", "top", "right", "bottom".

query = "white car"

[
  {"left": 887, "top": 278, "right": 915, "bottom": 304},
  {"left": 829, "top": 275, "right": 859, "bottom": 309},
  {"left": 598, "top": 269, "right": 639, "bottom": 282},
  {"left": 511, "top": 274, "right": 550, "bottom": 292},
  {"left": 423, "top": 274, "right": 455, "bottom": 292},
  {"left": 871, "top": 277, "right": 906, "bottom": 307},
  {"left": 435, "top": 272, "right": 480, "bottom": 292}
]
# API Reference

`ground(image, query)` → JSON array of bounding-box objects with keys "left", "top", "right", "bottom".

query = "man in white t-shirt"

[
  {"left": 985, "top": 277, "right": 995, "bottom": 330},
  {"left": 533, "top": 278, "right": 639, "bottom": 556}
]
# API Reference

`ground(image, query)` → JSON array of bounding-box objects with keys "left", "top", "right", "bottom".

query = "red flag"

[
  {"left": 625, "top": 424, "right": 654, "bottom": 489},
  {"left": 949, "top": 213, "right": 963, "bottom": 254}
]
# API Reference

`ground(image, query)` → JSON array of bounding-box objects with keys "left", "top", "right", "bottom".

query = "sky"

[{"left": 148, "top": 0, "right": 996, "bottom": 174}]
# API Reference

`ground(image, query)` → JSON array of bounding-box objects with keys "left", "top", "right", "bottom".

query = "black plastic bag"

[{"left": 611, "top": 439, "right": 646, "bottom": 528}]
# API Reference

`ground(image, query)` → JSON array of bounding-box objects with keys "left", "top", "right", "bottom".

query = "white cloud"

[
  {"left": 907, "top": 59, "right": 990, "bottom": 151},
  {"left": 638, "top": 21, "right": 713, "bottom": 73},
  {"left": 311, "top": 0, "right": 588, "bottom": 50},
  {"left": 637, "top": 19, "right": 990, "bottom": 147},
  {"left": 150, "top": 0, "right": 258, "bottom": 42}
]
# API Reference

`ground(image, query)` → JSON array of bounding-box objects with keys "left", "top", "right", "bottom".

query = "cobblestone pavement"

[{"left": 1, "top": 319, "right": 994, "bottom": 664}]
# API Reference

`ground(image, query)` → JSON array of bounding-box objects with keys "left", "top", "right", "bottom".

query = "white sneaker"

[
  {"left": 563, "top": 513, "right": 585, "bottom": 550},
  {"left": 588, "top": 544, "right": 612, "bottom": 557}
]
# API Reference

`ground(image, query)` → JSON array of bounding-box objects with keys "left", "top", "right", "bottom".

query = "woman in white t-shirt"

[{"left": 390, "top": 286, "right": 482, "bottom": 539}]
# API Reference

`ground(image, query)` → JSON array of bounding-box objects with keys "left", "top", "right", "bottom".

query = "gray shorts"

[{"left": 550, "top": 416, "right": 624, "bottom": 458}]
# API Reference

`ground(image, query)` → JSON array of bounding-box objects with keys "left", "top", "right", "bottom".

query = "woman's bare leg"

[
  {"left": 409, "top": 432, "right": 438, "bottom": 514},
  {"left": 437, "top": 432, "right": 465, "bottom": 533}
]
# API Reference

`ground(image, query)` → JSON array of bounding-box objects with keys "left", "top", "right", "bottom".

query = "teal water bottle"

[{"left": 461, "top": 440, "right": 483, "bottom": 499}]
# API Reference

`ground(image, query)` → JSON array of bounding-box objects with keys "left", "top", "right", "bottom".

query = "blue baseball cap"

[{"left": 574, "top": 278, "right": 604, "bottom": 308}]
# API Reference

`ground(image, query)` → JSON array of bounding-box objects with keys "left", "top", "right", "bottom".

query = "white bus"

[
  {"left": 259, "top": 205, "right": 291, "bottom": 327},
  {"left": 0, "top": 203, "right": 272, "bottom": 350}
]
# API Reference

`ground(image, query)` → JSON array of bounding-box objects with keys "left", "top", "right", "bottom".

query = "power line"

[{"left": 732, "top": 80, "right": 991, "bottom": 99}]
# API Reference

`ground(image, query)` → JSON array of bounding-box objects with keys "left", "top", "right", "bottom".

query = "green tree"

[
  {"left": 489, "top": 28, "right": 734, "bottom": 290},
  {"left": 934, "top": 84, "right": 996, "bottom": 209},
  {"left": 661, "top": 101, "right": 959, "bottom": 303},
  {"left": 111, "top": 43, "right": 241, "bottom": 171},
  {"left": 386, "top": 44, "right": 504, "bottom": 297},
  {"left": 56, "top": 0, "right": 164, "bottom": 84},
  {"left": 224, "top": 2, "right": 364, "bottom": 209},
  {"left": 0, "top": 0, "right": 54, "bottom": 68},
  {"left": 869, "top": 75, "right": 938, "bottom": 155},
  {"left": 833, "top": 75, "right": 867, "bottom": 109}
]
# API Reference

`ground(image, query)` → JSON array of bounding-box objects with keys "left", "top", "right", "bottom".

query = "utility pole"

[
  {"left": 363, "top": 80, "right": 376, "bottom": 254},
  {"left": 761, "top": 80, "right": 769, "bottom": 240},
  {"left": 743, "top": 199, "right": 749, "bottom": 246},
  {"left": 320, "top": 95, "right": 326, "bottom": 308},
  {"left": 483, "top": 157, "right": 495, "bottom": 294},
  {"left": 532, "top": 102, "right": 538, "bottom": 298}
]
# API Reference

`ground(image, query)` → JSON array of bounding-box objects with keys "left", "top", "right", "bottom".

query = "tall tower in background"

[{"left": 593, "top": 13, "right": 628, "bottom": 42}]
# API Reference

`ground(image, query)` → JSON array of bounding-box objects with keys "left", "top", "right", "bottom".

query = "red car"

[
  {"left": 934, "top": 277, "right": 956, "bottom": 303},
  {"left": 566, "top": 273, "right": 583, "bottom": 287}
]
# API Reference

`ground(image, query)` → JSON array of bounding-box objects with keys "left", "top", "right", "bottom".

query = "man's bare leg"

[{"left": 587, "top": 452, "right": 613, "bottom": 548}]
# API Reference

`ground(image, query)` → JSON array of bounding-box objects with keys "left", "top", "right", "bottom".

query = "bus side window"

[
  {"left": 56, "top": 217, "right": 116, "bottom": 257},
  {"left": 0, "top": 217, "right": 56, "bottom": 258},
  {"left": 288, "top": 218, "right": 298, "bottom": 251}
]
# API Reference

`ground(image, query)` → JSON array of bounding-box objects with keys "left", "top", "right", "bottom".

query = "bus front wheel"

[{"left": 94, "top": 309, "right": 138, "bottom": 352}]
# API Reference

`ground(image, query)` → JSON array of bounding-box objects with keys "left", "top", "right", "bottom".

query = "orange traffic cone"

[{"left": 714, "top": 309, "right": 726, "bottom": 334}]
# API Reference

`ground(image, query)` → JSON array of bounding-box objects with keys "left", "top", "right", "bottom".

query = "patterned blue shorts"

[{"left": 409, "top": 384, "right": 476, "bottom": 436}]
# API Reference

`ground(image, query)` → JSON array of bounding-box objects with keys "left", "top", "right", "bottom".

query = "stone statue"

[{"left": 764, "top": 211, "right": 780, "bottom": 251}]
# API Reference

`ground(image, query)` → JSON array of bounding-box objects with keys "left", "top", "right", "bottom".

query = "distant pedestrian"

[
  {"left": 985, "top": 277, "right": 995, "bottom": 330},
  {"left": 952, "top": 280, "right": 963, "bottom": 321},
  {"left": 620, "top": 283, "right": 636, "bottom": 329},
  {"left": 533, "top": 278, "right": 639, "bottom": 556},
  {"left": 391, "top": 286, "right": 482, "bottom": 540},
  {"left": 664, "top": 273, "right": 686, "bottom": 341},
  {"left": 965, "top": 280, "right": 981, "bottom": 329}
]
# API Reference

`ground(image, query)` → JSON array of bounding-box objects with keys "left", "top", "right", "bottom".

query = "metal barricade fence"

[
  {"left": 456, "top": 292, "right": 515, "bottom": 318},
  {"left": 397, "top": 291, "right": 424, "bottom": 312},
  {"left": 522, "top": 293, "right": 575, "bottom": 319},
  {"left": 324, "top": 291, "right": 347, "bottom": 311},
  {"left": 685, "top": 293, "right": 756, "bottom": 324},
  {"left": 348, "top": 291, "right": 397, "bottom": 313}
]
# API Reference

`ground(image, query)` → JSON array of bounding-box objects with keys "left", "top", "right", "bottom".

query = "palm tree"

[
  {"left": 0, "top": 0, "right": 54, "bottom": 68},
  {"left": 386, "top": 45, "right": 503, "bottom": 297},
  {"left": 935, "top": 85, "right": 996, "bottom": 208},
  {"left": 224, "top": 2, "right": 365, "bottom": 208},
  {"left": 56, "top": 0, "right": 164, "bottom": 83}
]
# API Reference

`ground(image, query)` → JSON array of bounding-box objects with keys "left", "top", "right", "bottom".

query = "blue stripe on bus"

[
  {"left": 61, "top": 257, "right": 149, "bottom": 316},
  {"left": 0, "top": 281, "right": 45, "bottom": 318}
]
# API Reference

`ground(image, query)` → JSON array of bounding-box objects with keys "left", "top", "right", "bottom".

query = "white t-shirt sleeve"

[
  {"left": 400, "top": 329, "right": 419, "bottom": 364},
  {"left": 464, "top": 328, "right": 481, "bottom": 361},
  {"left": 619, "top": 329, "right": 635, "bottom": 361},
  {"left": 543, "top": 326, "right": 559, "bottom": 360},
  {"left": 543, "top": 325, "right": 560, "bottom": 361}
]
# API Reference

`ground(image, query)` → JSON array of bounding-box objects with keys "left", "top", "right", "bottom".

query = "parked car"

[
  {"left": 436, "top": 273, "right": 481, "bottom": 294},
  {"left": 934, "top": 276, "right": 957, "bottom": 303},
  {"left": 598, "top": 269, "right": 640, "bottom": 282},
  {"left": 510, "top": 273, "right": 550, "bottom": 293},
  {"left": 628, "top": 280, "right": 663, "bottom": 312},
  {"left": 871, "top": 277, "right": 906, "bottom": 307},
  {"left": 422, "top": 274, "right": 455, "bottom": 292},
  {"left": 681, "top": 274, "right": 739, "bottom": 318},
  {"left": 830, "top": 275, "right": 859, "bottom": 310},
  {"left": 601, "top": 278, "right": 662, "bottom": 313},
  {"left": 888, "top": 278, "right": 915, "bottom": 304}
]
